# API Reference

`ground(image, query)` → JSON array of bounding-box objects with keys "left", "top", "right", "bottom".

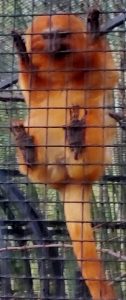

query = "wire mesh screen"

[{"left": 0, "top": 0, "right": 126, "bottom": 300}]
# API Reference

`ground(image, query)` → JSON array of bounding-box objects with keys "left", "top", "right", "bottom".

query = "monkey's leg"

[
  {"left": 11, "top": 121, "right": 36, "bottom": 167},
  {"left": 60, "top": 184, "right": 117, "bottom": 300}
]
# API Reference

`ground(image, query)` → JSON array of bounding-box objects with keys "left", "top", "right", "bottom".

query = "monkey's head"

[{"left": 25, "top": 14, "right": 88, "bottom": 74}]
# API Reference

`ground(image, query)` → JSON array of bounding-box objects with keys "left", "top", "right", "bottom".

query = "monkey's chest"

[
  {"left": 24, "top": 102, "right": 115, "bottom": 183},
  {"left": 24, "top": 108, "right": 68, "bottom": 169}
]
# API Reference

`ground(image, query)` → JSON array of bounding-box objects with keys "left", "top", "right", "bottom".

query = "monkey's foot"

[
  {"left": 63, "top": 106, "right": 87, "bottom": 160},
  {"left": 87, "top": 7, "right": 100, "bottom": 37},
  {"left": 11, "top": 121, "right": 36, "bottom": 167},
  {"left": 11, "top": 30, "right": 29, "bottom": 64},
  {"left": 109, "top": 111, "right": 126, "bottom": 130}
]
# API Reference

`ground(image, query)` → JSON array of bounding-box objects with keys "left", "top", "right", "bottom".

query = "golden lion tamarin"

[{"left": 11, "top": 9, "right": 118, "bottom": 300}]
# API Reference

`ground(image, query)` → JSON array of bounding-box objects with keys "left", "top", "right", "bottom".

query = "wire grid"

[{"left": 0, "top": 0, "right": 126, "bottom": 299}]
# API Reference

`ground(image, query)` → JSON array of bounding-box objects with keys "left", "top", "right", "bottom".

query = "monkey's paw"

[
  {"left": 63, "top": 106, "right": 87, "bottom": 160},
  {"left": 11, "top": 120, "right": 36, "bottom": 168}
]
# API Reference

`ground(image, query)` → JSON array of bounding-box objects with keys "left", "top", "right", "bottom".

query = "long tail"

[{"left": 60, "top": 184, "right": 117, "bottom": 300}]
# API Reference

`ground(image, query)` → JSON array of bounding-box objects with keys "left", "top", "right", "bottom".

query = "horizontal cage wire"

[{"left": 0, "top": 0, "right": 126, "bottom": 300}]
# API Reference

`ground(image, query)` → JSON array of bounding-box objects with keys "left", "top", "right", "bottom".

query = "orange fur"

[{"left": 13, "top": 13, "right": 118, "bottom": 300}]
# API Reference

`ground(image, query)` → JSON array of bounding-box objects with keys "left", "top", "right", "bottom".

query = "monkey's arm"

[
  {"left": 11, "top": 30, "right": 36, "bottom": 98},
  {"left": 87, "top": 7, "right": 100, "bottom": 38},
  {"left": 12, "top": 31, "right": 30, "bottom": 66},
  {"left": 11, "top": 33, "right": 36, "bottom": 168}
]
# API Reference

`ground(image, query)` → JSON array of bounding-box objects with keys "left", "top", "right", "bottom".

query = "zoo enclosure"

[{"left": 0, "top": 0, "right": 126, "bottom": 299}]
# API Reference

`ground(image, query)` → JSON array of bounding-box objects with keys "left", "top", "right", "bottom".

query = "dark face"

[
  {"left": 25, "top": 14, "right": 86, "bottom": 74},
  {"left": 42, "top": 29, "right": 72, "bottom": 58}
]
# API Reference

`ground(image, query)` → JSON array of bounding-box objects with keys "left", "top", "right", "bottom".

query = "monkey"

[{"left": 11, "top": 8, "right": 118, "bottom": 300}]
